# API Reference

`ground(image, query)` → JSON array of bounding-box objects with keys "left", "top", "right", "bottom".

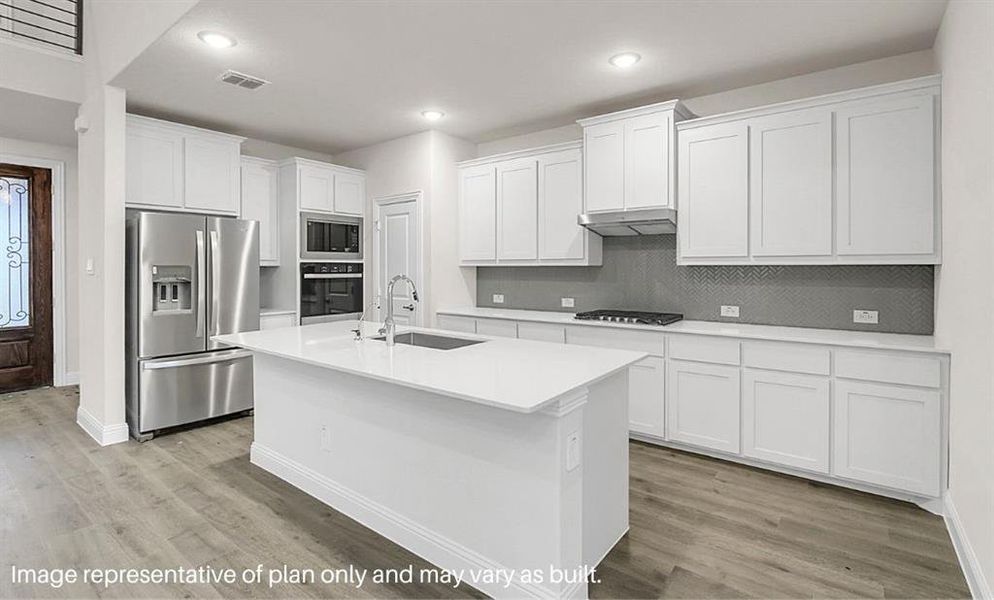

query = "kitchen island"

[{"left": 214, "top": 323, "right": 645, "bottom": 599}]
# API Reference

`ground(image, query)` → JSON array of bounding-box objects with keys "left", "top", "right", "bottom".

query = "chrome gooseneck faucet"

[{"left": 379, "top": 274, "right": 419, "bottom": 346}]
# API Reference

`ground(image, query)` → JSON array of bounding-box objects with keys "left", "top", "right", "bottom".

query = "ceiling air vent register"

[{"left": 218, "top": 70, "right": 270, "bottom": 90}]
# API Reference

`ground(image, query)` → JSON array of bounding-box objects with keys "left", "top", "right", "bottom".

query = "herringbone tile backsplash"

[{"left": 476, "top": 236, "right": 934, "bottom": 334}]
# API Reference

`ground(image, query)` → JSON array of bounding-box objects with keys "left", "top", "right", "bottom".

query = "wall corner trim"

[
  {"left": 944, "top": 492, "right": 993, "bottom": 599},
  {"left": 76, "top": 405, "right": 129, "bottom": 446}
]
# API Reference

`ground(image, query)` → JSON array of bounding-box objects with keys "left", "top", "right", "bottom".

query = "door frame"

[
  {"left": 372, "top": 191, "right": 426, "bottom": 326},
  {"left": 0, "top": 152, "right": 70, "bottom": 386}
]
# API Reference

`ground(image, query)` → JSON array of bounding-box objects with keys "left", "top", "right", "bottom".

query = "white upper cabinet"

[
  {"left": 298, "top": 164, "right": 335, "bottom": 213},
  {"left": 579, "top": 100, "right": 691, "bottom": 213},
  {"left": 240, "top": 157, "right": 280, "bottom": 266},
  {"left": 184, "top": 136, "right": 241, "bottom": 214},
  {"left": 459, "top": 165, "right": 498, "bottom": 262},
  {"left": 458, "top": 142, "right": 601, "bottom": 266},
  {"left": 497, "top": 158, "right": 539, "bottom": 260},
  {"left": 538, "top": 148, "right": 584, "bottom": 260},
  {"left": 126, "top": 115, "right": 244, "bottom": 214},
  {"left": 625, "top": 112, "right": 672, "bottom": 210},
  {"left": 678, "top": 122, "right": 749, "bottom": 259},
  {"left": 749, "top": 109, "right": 832, "bottom": 257},
  {"left": 333, "top": 170, "right": 365, "bottom": 216},
  {"left": 280, "top": 158, "right": 367, "bottom": 219},
  {"left": 582, "top": 121, "right": 625, "bottom": 212},
  {"left": 836, "top": 94, "right": 936, "bottom": 257},
  {"left": 676, "top": 76, "right": 940, "bottom": 265}
]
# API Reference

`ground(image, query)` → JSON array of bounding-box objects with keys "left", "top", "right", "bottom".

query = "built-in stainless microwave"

[{"left": 300, "top": 212, "right": 362, "bottom": 260}]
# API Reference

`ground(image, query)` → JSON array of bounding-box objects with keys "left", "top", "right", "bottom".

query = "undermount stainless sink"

[{"left": 371, "top": 332, "right": 485, "bottom": 350}]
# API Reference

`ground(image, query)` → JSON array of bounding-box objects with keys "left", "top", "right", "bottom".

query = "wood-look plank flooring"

[{"left": 0, "top": 387, "right": 970, "bottom": 599}]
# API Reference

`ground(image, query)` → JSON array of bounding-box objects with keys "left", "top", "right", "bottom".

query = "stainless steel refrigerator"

[{"left": 125, "top": 210, "right": 260, "bottom": 441}]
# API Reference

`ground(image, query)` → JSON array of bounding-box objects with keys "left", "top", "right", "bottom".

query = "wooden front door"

[{"left": 0, "top": 165, "right": 52, "bottom": 392}]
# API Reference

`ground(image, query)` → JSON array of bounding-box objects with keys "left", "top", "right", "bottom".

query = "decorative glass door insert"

[{"left": 0, "top": 176, "right": 30, "bottom": 328}]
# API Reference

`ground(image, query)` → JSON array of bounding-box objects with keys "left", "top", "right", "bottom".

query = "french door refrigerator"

[{"left": 125, "top": 210, "right": 259, "bottom": 441}]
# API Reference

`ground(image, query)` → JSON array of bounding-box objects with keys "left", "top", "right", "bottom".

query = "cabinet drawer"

[
  {"left": 668, "top": 335, "right": 740, "bottom": 365},
  {"left": 475, "top": 318, "right": 518, "bottom": 338},
  {"left": 566, "top": 326, "right": 663, "bottom": 356},
  {"left": 742, "top": 342, "right": 830, "bottom": 375},
  {"left": 835, "top": 350, "right": 941, "bottom": 388},
  {"left": 436, "top": 314, "right": 477, "bottom": 334},
  {"left": 517, "top": 321, "right": 566, "bottom": 344}
]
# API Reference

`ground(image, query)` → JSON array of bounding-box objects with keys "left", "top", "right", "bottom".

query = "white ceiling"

[{"left": 114, "top": 0, "right": 948, "bottom": 155}]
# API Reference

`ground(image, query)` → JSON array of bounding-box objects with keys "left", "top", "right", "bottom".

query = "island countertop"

[{"left": 214, "top": 323, "right": 646, "bottom": 413}]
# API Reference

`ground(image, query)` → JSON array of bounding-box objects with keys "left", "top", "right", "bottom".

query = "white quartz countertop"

[
  {"left": 214, "top": 322, "right": 646, "bottom": 413},
  {"left": 437, "top": 307, "right": 948, "bottom": 354}
]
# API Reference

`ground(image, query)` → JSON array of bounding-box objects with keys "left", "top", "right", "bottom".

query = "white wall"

[
  {"left": 0, "top": 136, "right": 80, "bottom": 381},
  {"left": 334, "top": 130, "right": 476, "bottom": 324},
  {"left": 0, "top": 39, "right": 83, "bottom": 103},
  {"left": 241, "top": 138, "right": 335, "bottom": 163},
  {"left": 477, "top": 50, "right": 937, "bottom": 156},
  {"left": 933, "top": 1, "right": 994, "bottom": 597}
]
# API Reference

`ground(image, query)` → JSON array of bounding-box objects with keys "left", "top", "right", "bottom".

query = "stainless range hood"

[{"left": 577, "top": 208, "right": 677, "bottom": 236}]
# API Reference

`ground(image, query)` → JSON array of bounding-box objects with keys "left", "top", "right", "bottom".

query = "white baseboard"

[
  {"left": 76, "top": 405, "right": 129, "bottom": 446},
  {"left": 251, "top": 442, "right": 575, "bottom": 599},
  {"left": 57, "top": 370, "right": 79, "bottom": 387},
  {"left": 944, "top": 492, "right": 992, "bottom": 599}
]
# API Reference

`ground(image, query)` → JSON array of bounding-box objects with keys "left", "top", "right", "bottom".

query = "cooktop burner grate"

[{"left": 574, "top": 310, "right": 683, "bottom": 326}]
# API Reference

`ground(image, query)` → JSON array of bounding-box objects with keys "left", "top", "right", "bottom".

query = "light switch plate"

[
  {"left": 320, "top": 426, "right": 332, "bottom": 452},
  {"left": 565, "top": 431, "right": 581, "bottom": 472},
  {"left": 492, "top": 294, "right": 505, "bottom": 304},
  {"left": 853, "top": 309, "right": 879, "bottom": 324},
  {"left": 561, "top": 297, "right": 575, "bottom": 308},
  {"left": 720, "top": 305, "right": 740, "bottom": 318}
]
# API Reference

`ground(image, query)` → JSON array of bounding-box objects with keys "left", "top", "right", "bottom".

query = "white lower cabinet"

[
  {"left": 260, "top": 312, "right": 297, "bottom": 330},
  {"left": 475, "top": 318, "right": 518, "bottom": 338},
  {"left": 833, "top": 380, "right": 941, "bottom": 496},
  {"left": 666, "top": 359, "right": 740, "bottom": 453},
  {"left": 742, "top": 369, "right": 830, "bottom": 474},
  {"left": 516, "top": 321, "right": 566, "bottom": 343},
  {"left": 628, "top": 357, "right": 665, "bottom": 438},
  {"left": 435, "top": 314, "right": 477, "bottom": 334}
]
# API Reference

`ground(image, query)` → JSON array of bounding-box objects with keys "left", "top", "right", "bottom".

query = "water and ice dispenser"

[{"left": 151, "top": 265, "right": 192, "bottom": 313}]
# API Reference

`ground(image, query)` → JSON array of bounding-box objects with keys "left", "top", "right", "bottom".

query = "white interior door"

[{"left": 377, "top": 198, "right": 421, "bottom": 326}]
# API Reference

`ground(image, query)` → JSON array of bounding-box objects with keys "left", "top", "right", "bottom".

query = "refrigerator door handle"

[
  {"left": 210, "top": 229, "right": 220, "bottom": 336},
  {"left": 142, "top": 349, "right": 252, "bottom": 370},
  {"left": 195, "top": 230, "right": 206, "bottom": 338}
]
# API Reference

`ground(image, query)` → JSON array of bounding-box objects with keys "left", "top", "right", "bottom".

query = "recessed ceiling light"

[
  {"left": 197, "top": 30, "right": 237, "bottom": 49},
  {"left": 609, "top": 52, "right": 641, "bottom": 69},
  {"left": 421, "top": 110, "right": 445, "bottom": 121}
]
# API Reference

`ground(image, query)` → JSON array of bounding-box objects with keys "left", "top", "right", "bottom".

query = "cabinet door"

[
  {"left": 334, "top": 171, "right": 364, "bottom": 216},
  {"left": 833, "top": 380, "right": 940, "bottom": 496},
  {"left": 435, "top": 315, "right": 477, "bottom": 334},
  {"left": 678, "top": 123, "right": 749, "bottom": 259},
  {"left": 260, "top": 313, "right": 296, "bottom": 330},
  {"left": 184, "top": 136, "right": 241, "bottom": 214},
  {"left": 538, "top": 149, "right": 583, "bottom": 260},
  {"left": 629, "top": 356, "right": 665, "bottom": 438},
  {"left": 126, "top": 123, "right": 184, "bottom": 208},
  {"left": 666, "top": 359, "right": 740, "bottom": 453},
  {"left": 625, "top": 112, "right": 671, "bottom": 210},
  {"left": 749, "top": 110, "right": 832, "bottom": 257},
  {"left": 475, "top": 318, "right": 517, "bottom": 338},
  {"left": 517, "top": 321, "right": 566, "bottom": 343},
  {"left": 497, "top": 158, "right": 538, "bottom": 260},
  {"left": 299, "top": 164, "right": 335, "bottom": 213},
  {"left": 459, "top": 166, "right": 497, "bottom": 261},
  {"left": 835, "top": 94, "right": 936, "bottom": 256},
  {"left": 742, "top": 369, "right": 829, "bottom": 473},
  {"left": 240, "top": 160, "right": 280, "bottom": 265},
  {"left": 583, "top": 121, "right": 625, "bottom": 212}
]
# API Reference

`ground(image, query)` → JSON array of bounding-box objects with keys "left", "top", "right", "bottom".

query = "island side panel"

[
  {"left": 581, "top": 370, "right": 630, "bottom": 567},
  {"left": 249, "top": 352, "right": 590, "bottom": 599}
]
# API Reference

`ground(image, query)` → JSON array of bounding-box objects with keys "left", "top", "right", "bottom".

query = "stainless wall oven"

[
  {"left": 300, "top": 262, "right": 363, "bottom": 324},
  {"left": 300, "top": 212, "right": 362, "bottom": 260}
]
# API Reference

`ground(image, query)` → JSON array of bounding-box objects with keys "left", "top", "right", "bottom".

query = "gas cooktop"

[{"left": 574, "top": 310, "right": 684, "bottom": 326}]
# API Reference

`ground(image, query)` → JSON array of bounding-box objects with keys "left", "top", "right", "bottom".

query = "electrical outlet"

[
  {"left": 853, "top": 309, "right": 879, "bottom": 324},
  {"left": 492, "top": 294, "right": 505, "bottom": 304},
  {"left": 320, "top": 426, "right": 332, "bottom": 452},
  {"left": 720, "top": 305, "right": 740, "bottom": 318},
  {"left": 561, "top": 297, "right": 575, "bottom": 308}
]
